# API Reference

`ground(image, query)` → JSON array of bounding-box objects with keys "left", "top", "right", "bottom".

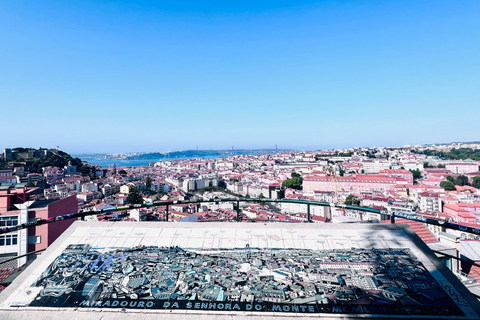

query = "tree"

[
  {"left": 455, "top": 175, "right": 469, "bottom": 186},
  {"left": 126, "top": 191, "right": 143, "bottom": 204},
  {"left": 446, "top": 175, "right": 455, "bottom": 183},
  {"left": 345, "top": 194, "right": 360, "bottom": 206},
  {"left": 437, "top": 164, "right": 445, "bottom": 168},
  {"left": 218, "top": 179, "right": 227, "bottom": 189},
  {"left": 282, "top": 176, "right": 302, "bottom": 190},
  {"left": 339, "top": 169, "right": 345, "bottom": 177},
  {"left": 472, "top": 176, "right": 480, "bottom": 189},
  {"left": 423, "top": 162, "right": 433, "bottom": 168},
  {"left": 440, "top": 181, "right": 456, "bottom": 191},
  {"left": 291, "top": 172, "right": 301, "bottom": 178},
  {"left": 258, "top": 193, "right": 266, "bottom": 199},
  {"left": 113, "top": 164, "right": 117, "bottom": 175},
  {"left": 27, "top": 181, "right": 35, "bottom": 188},
  {"left": 410, "top": 169, "right": 421, "bottom": 181},
  {"left": 80, "top": 165, "right": 91, "bottom": 176},
  {"left": 145, "top": 176, "right": 152, "bottom": 191},
  {"left": 119, "top": 169, "right": 127, "bottom": 175}
]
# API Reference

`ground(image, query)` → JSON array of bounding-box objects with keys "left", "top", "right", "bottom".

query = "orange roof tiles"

[{"left": 382, "top": 218, "right": 437, "bottom": 243}]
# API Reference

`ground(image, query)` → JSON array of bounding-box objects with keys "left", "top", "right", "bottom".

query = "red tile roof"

[
  {"left": 382, "top": 218, "right": 437, "bottom": 243},
  {"left": 469, "top": 265, "right": 480, "bottom": 283}
]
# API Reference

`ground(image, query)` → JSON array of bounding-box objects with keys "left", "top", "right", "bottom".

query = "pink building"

[
  {"left": 380, "top": 169, "right": 413, "bottom": 185},
  {"left": 422, "top": 177, "right": 442, "bottom": 187},
  {"left": 456, "top": 203, "right": 480, "bottom": 216},
  {"left": 443, "top": 203, "right": 477, "bottom": 224},
  {"left": 303, "top": 174, "right": 408, "bottom": 194},
  {"left": 446, "top": 162, "right": 479, "bottom": 174},
  {"left": 0, "top": 185, "right": 77, "bottom": 268}
]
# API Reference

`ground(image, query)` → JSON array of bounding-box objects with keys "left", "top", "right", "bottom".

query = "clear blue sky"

[{"left": 1, "top": 1, "right": 479, "bottom": 154}]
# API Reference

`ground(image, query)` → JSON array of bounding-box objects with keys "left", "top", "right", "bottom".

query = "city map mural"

[{"left": 27, "top": 244, "right": 465, "bottom": 316}]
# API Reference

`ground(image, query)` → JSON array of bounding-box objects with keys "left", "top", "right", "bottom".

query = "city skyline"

[{"left": 1, "top": 1, "right": 479, "bottom": 153}]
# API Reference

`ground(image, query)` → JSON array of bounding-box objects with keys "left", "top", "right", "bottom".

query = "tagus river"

[{"left": 86, "top": 155, "right": 223, "bottom": 168}]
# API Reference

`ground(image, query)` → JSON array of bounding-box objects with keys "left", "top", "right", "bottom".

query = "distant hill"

[
  {"left": 73, "top": 149, "right": 291, "bottom": 161},
  {"left": 428, "top": 141, "right": 480, "bottom": 146},
  {"left": 0, "top": 147, "right": 83, "bottom": 172},
  {"left": 123, "top": 149, "right": 288, "bottom": 160}
]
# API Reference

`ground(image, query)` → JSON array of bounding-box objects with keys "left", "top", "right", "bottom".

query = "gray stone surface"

[{"left": 0, "top": 221, "right": 479, "bottom": 319}]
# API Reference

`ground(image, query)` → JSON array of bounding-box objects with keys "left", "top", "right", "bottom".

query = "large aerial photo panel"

[{"left": 1, "top": 222, "right": 480, "bottom": 319}]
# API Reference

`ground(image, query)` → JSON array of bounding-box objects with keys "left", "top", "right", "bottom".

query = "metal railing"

[{"left": 2, "top": 197, "right": 480, "bottom": 236}]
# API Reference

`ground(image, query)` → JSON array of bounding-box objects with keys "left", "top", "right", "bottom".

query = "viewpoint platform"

[{"left": 1, "top": 221, "right": 479, "bottom": 320}]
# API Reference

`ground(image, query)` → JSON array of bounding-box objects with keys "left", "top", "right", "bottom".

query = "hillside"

[{"left": 0, "top": 148, "right": 83, "bottom": 172}]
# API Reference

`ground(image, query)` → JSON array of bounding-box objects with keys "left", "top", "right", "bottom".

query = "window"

[
  {"left": 28, "top": 235, "right": 41, "bottom": 244},
  {"left": 0, "top": 216, "right": 18, "bottom": 227},
  {"left": 0, "top": 234, "right": 18, "bottom": 246}
]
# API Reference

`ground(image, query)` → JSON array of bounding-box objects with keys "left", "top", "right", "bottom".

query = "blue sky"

[{"left": 1, "top": 1, "right": 479, "bottom": 154}]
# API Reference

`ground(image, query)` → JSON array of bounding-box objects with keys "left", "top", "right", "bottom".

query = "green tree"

[
  {"left": 113, "top": 164, "right": 117, "bottom": 175},
  {"left": 80, "top": 165, "right": 91, "bottom": 176},
  {"left": 440, "top": 181, "right": 456, "bottom": 191},
  {"left": 472, "top": 176, "right": 480, "bottom": 189},
  {"left": 339, "top": 169, "right": 345, "bottom": 177},
  {"left": 446, "top": 175, "right": 455, "bottom": 183},
  {"left": 218, "top": 179, "right": 227, "bottom": 189},
  {"left": 410, "top": 169, "right": 421, "bottom": 181},
  {"left": 126, "top": 191, "right": 143, "bottom": 204},
  {"left": 291, "top": 172, "right": 301, "bottom": 178},
  {"left": 145, "top": 176, "right": 152, "bottom": 191},
  {"left": 423, "top": 162, "right": 433, "bottom": 168},
  {"left": 119, "top": 169, "right": 127, "bottom": 175},
  {"left": 258, "top": 193, "right": 266, "bottom": 199},
  {"left": 282, "top": 176, "right": 302, "bottom": 190},
  {"left": 345, "top": 194, "right": 360, "bottom": 206},
  {"left": 26, "top": 181, "right": 35, "bottom": 188},
  {"left": 455, "top": 175, "right": 469, "bottom": 186}
]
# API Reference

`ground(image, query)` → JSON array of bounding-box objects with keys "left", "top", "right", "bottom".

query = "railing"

[{"left": 2, "top": 197, "right": 480, "bottom": 236}]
